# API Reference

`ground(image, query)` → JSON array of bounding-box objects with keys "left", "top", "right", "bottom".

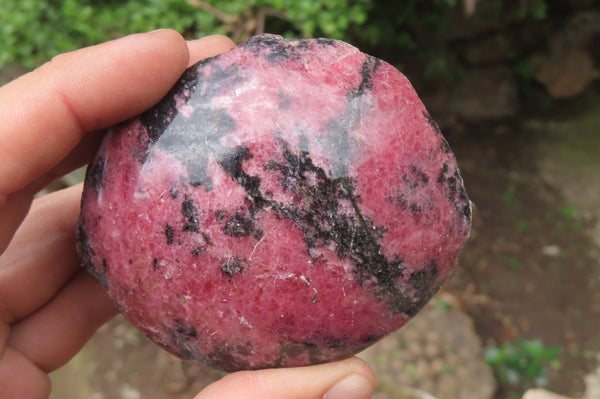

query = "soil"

[{"left": 443, "top": 89, "right": 600, "bottom": 398}]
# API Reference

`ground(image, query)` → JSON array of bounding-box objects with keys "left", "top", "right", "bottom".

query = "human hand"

[{"left": 0, "top": 30, "right": 376, "bottom": 399}]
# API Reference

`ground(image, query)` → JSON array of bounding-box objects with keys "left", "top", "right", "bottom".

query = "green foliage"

[
  {"left": 560, "top": 205, "right": 578, "bottom": 220},
  {"left": 501, "top": 186, "right": 518, "bottom": 211},
  {"left": 480, "top": 0, "right": 549, "bottom": 20},
  {"left": 268, "top": 0, "right": 370, "bottom": 38},
  {"left": 484, "top": 339, "right": 561, "bottom": 387},
  {"left": 1, "top": 0, "right": 554, "bottom": 81},
  {"left": 0, "top": 0, "right": 371, "bottom": 70},
  {"left": 516, "top": 0, "right": 548, "bottom": 20},
  {"left": 505, "top": 256, "right": 522, "bottom": 270},
  {"left": 354, "top": 1, "right": 458, "bottom": 51},
  {"left": 1, "top": 0, "right": 213, "bottom": 69}
]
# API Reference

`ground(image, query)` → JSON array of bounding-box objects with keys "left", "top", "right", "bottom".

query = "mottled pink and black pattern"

[{"left": 77, "top": 34, "right": 471, "bottom": 371}]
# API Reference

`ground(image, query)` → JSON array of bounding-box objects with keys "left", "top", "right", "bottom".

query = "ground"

[{"left": 445, "top": 90, "right": 600, "bottom": 398}]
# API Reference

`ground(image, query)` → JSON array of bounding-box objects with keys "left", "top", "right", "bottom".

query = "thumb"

[{"left": 194, "top": 356, "right": 376, "bottom": 399}]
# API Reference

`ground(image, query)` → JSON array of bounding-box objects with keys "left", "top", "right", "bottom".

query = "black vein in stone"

[
  {"left": 218, "top": 146, "right": 268, "bottom": 212},
  {"left": 182, "top": 196, "right": 200, "bottom": 232},
  {"left": 211, "top": 138, "right": 441, "bottom": 314},
  {"left": 347, "top": 56, "right": 380, "bottom": 99},
  {"left": 141, "top": 62, "right": 244, "bottom": 189},
  {"left": 86, "top": 153, "right": 106, "bottom": 192},
  {"left": 133, "top": 40, "right": 446, "bottom": 315},
  {"left": 423, "top": 111, "right": 451, "bottom": 154},
  {"left": 141, "top": 65, "right": 200, "bottom": 141}
]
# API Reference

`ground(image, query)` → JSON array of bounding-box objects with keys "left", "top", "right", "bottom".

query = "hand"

[{"left": 0, "top": 30, "right": 376, "bottom": 399}]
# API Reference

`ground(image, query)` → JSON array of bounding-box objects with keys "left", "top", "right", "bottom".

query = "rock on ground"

[
  {"left": 359, "top": 293, "right": 496, "bottom": 399},
  {"left": 522, "top": 389, "right": 572, "bottom": 399}
]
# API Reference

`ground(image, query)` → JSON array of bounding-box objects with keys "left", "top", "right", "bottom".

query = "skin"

[{"left": 0, "top": 30, "right": 376, "bottom": 399}]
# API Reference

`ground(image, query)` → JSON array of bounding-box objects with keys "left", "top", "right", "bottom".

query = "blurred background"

[{"left": 1, "top": 1, "right": 599, "bottom": 398}]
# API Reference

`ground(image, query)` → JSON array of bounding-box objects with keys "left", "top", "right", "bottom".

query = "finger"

[
  {"left": 0, "top": 29, "right": 190, "bottom": 202},
  {"left": 195, "top": 357, "right": 376, "bottom": 399},
  {"left": 186, "top": 35, "right": 235, "bottom": 67},
  {"left": 6, "top": 271, "right": 116, "bottom": 373},
  {"left": 0, "top": 185, "right": 83, "bottom": 324},
  {"left": 0, "top": 346, "right": 50, "bottom": 399}
]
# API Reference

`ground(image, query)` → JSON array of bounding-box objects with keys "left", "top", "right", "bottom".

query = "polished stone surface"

[{"left": 77, "top": 34, "right": 471, "bottom": 371}]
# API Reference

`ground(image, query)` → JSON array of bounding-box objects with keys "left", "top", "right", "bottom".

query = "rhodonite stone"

[{"left": 77, "top": 34, "right": 472, "bottom": 371}]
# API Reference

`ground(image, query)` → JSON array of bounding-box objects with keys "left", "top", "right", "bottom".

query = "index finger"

[{"left": 0, "top": 29, "right": 190, "bottom": 202}]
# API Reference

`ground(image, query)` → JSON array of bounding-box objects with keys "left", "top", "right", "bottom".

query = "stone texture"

[{"left": 77, "top": 34, "right": 471, "bottom": 371}]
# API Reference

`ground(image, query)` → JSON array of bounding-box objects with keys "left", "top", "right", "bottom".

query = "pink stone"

[{"left": 77, "top": 34, "right": 471, "bottom": 371}]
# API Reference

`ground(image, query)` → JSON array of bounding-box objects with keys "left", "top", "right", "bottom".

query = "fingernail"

[{"left": 323, "top": 374, "right": 374, "bottom": 399}]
